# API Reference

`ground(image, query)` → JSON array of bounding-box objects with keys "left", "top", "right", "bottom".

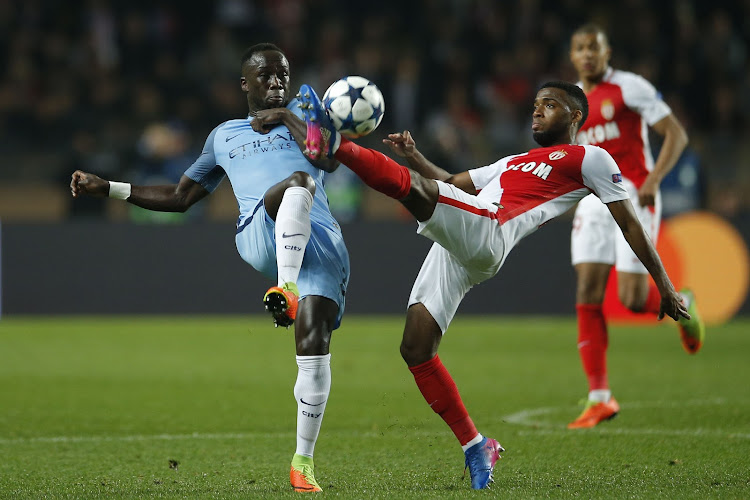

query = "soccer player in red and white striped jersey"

[
  {"left": 299, "top": 80, "right": 690, "bottom": 489},
  {"left": 567, "top": 24, "right": 704, "bottom": 429}
]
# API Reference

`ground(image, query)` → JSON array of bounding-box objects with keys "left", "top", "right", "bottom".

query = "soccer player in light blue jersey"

[{"left": 71, "top": 43, "right": 348, "bottom": 493}]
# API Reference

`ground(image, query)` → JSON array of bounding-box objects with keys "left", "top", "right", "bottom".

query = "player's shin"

[
  {"left": 334, "top": 139, "right": 412, "bottom": 200},
  {"left": 275, "top": 187, "right": 313, "bottom": 287},
  {"left": 409, "top": 355, "right": 479, "bottom": 446},
  {"left": 576, "top": 304, "right": 609, "bottom": 394},
  {"left": 294, "top": 354, "right": 331, "bottom": 458}
]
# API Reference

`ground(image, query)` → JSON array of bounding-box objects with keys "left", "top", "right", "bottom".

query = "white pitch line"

[
  {"left": 0, "top": 428, "right": 438, "bottom": 446},
  {"left": 0, "top": 431, "right": 291, "bottom": 445},
  {"left": 501, "top": 398, "right": 750, "bottom": 439}
]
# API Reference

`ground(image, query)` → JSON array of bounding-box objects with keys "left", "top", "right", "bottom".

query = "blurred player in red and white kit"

[{"left": 567, "top": 24, "right": 705, "bottom": 429}]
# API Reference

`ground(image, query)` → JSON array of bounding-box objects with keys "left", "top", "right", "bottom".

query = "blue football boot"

[
  {"left": 298, "top": 84, "right": 340, "bottom": 159},
  {"left": 463, "top": 437, "right": 503, "bottom": 489}
]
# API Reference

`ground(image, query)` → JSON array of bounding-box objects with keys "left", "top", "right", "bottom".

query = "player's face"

[
  {"left": 570, "top": 32, "right": 610, "bottom": 80},
  {"left": 241, "top": 51, "right": 291, "bottom": 112},
  {"left": 531, "top": 88, "right": 576, "bottom": 147}
]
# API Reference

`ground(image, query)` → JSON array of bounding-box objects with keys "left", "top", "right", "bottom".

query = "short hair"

[
  {"left": 572, "top": 23, "right": 609, "bottom": 47},
  {"left": 539, "top": 81, "right": 589, "bottom": 127},
  {"left": 241, "top": 43, "right": 285, "bottom": 69}
]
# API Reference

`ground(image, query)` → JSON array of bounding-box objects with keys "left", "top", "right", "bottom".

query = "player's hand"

[
  {"left": 251, "top": 108, "right": 290, "bottom": 134},
  {"left": 658, "top": 289, "right": 690, "bottom": 322},
  {"left": 383, "top": 131, "right": 416, "bottom": 158},
  {"left": 638, "top": 176, "right": 659, "bottom": 207},
  {"left": 70, "top": 170, "right": 109, "bottom": 198}
]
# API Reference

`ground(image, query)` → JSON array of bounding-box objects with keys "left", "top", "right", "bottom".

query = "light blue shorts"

[{"left": 235, "top": 201, "right": 349, "bottom": 329}]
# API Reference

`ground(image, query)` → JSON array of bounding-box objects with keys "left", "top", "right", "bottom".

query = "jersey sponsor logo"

[
  {"left": 228, "top": 131, "right": 295, "bottom": 159},
  {"left": 506, "top": 161, "right": 553, "bottom": 180},
  {"left": 548, "top": 149, "right": 568, "bottom": 161},
  {"left": 612, "top": 173, "right": 623, "bottom": 183},
  {"left": 576, "top": 121, "right": 621, "bottom": 145},
  {"left": 601, "top": 99, "right": 615, "bottom": 120}
]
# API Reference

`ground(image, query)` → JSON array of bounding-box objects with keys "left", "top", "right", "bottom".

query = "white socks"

[
  {"left": 275, "top": 186, "right": 313, "bottom": 287},
  {"left": 461, "top": 433, "right": 484, "bottom": 452},
  {"left": 294, "top": 354, "right": 331, "bottom": 458},
  {"left": 589, "top": 389, "right": 612, "bottom": 403}
]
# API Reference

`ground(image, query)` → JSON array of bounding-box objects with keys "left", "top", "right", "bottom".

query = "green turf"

[{"left": 1, "top": 315, "right": 748, "bottom": 499}]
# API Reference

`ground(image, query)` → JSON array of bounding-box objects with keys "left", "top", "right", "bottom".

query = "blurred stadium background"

[{"left": 1, "top": 0, "right": 748, "bottom": 319}]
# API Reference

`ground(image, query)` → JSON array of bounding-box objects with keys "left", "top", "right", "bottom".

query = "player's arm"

[
  {"left": 252, "top": 108, "right": 339, "bottom": 173},
  {"left": 605, "top": 199, "right": 689, "bottom": 321},
  {"left": 639, "top": 113, "right": 688, "bottom": 206},
  {"left": 383, "top": 131, "right": 476, "bottom": 194},
  {"left": 70, "top": 171, "right": 209, "bottom": 212}
]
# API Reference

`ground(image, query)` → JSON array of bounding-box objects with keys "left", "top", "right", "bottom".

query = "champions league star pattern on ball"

[{"left": 322, "top": 76, "right": 385, "bottom": 139}]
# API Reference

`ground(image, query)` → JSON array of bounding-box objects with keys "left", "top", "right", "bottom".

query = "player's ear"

[
  {"left": 571, "top": 109, "right": 583, "bottom": 128},
  {"left": 240, "top": 77, "right": 248, "bottom": 92}
]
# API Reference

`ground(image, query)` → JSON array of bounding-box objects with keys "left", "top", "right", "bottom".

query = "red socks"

[
  {"left": 409, "top": 355, "right": 478, "bottom": 446},
  {"left": 576, "top": 304, "right": 609, "bottom": 391},
  {"left": 334, "top": 138, "right": 412, "bottom": 199}
]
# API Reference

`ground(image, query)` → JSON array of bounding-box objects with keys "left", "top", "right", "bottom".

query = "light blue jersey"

[{"left": 184, "top": 99, "right": 349, "bottom": 327}]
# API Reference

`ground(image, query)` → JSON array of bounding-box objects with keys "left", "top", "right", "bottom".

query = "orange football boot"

[
  {"left": 263, "top": 282, "right": 299, "bottom": 328},
  {"left": 290, "top": 454, "right": 322, "bottom": 493},
  {"left": 567, "top": 397, "right": 620, "bottom": 429}
]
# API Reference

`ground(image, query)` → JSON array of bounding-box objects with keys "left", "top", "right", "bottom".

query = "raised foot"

[
  {"left": 263, "top": 283, "right": 299, "bottom": 328},
  {"left": 298, "top": 84, "right": 340, "bottom": 160}
]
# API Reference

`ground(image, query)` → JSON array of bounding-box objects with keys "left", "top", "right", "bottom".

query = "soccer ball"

[{"left": 322, "top": 76, "right": 385, "bottom": 139}]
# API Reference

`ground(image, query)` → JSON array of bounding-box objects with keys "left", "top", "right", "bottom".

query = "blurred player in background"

[
  {"left": 71, "top": 43, "right": 348, "bottom": 493},
  {"left": 567, "top": 24, "right": 705, "bottom": 429},
  {"left": 298, "top": 80, "right": 689, "bottom": 489}
]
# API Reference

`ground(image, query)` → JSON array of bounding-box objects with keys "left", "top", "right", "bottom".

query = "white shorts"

[
  {"left": 571, "top": 179, "right": 661, "bottom": 274},
  {"left": 408, "top": 181, "right": 509, "bottom": 333}
]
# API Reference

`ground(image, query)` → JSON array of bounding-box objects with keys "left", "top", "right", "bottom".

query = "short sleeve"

[
  {"left": 581, "top": 146, "right": 630, "bottom": 203},
  {"left": 184, "top": 125, "right": 226, "bottom": 193},
  {"left": 619, "top": 73, "right": 671, "bottom": 126},
  {"left": 468, "top": 154, "right": 518, "bottom": 191}
]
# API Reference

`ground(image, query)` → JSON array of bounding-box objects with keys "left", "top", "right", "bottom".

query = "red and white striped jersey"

[
  {"left": 575, "top": 67, "right": 671, "bottom": 189},
  {"left": 469, "top": 144, "right": 629, "bottom": 244}
]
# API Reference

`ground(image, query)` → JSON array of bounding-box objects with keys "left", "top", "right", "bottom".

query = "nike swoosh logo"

[
  {"left": 226, "top": 133, "right": 243, "bottom": 142},
  {"left": 300, "top": 398, "right": 326, "bottom": 407},
  {"left": 282, "top": 232, "right": 304, "bottom": 238}
]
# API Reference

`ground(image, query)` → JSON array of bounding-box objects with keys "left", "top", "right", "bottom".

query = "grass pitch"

[{"left": 1, "top": 315, "right": 748, "bottom": 499}]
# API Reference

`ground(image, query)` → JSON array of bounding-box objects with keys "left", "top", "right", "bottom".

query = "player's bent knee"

[
  {"left": 286, "top": 171, "right": 316, "bottom": 194},
  {"left": 400, "top": 340, "right": 431, "bottom": 366},
  {"left": 619, "top": 291, "right": 645, "bottom": 312}
]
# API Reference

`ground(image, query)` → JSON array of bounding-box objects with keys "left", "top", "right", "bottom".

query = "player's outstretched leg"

[
  {"left": 264, "top": 282, "right": 299, "bottom": 328},
  {"left": 298, "top": 84, "right": 340, "bottom": 159},
  {"left": 299, "top": 84, "right": 412, "bottom": 201},
  {"left": 290, "top": 453, "right": 322, "bottom": 493},
  {"left": 678, "top": 288, "right": 705, "bottom": 354},
  {"left": 463, "top": 437, "right": 504, "bottom": 489}
]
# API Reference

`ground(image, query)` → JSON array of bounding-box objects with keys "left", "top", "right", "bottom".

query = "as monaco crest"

[
  {"left": 549, "top": 150, "right": 568, "bottom": 161},
  {"left": 601, "top": 99, "right": 615, "bottom": 120}
]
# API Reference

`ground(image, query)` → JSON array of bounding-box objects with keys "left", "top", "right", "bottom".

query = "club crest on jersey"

[
  {"left": 612, "top": 173, "right": 623, "bottom": 183},
  {"left": 548, "top": 149, "right": 568, "bottom": 161},
  {"left": 601, "top": 99, "right": 615, "bottom": 120}
]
